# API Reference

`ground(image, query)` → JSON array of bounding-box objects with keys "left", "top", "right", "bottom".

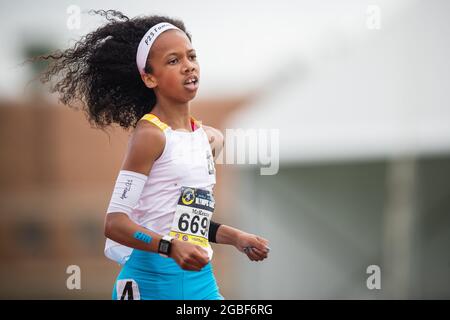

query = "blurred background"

[{"left": 1, "top": 0, "right": 449, "bottom": 299}]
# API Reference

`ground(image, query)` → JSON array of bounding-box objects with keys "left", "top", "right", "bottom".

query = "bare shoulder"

[
  {"left": 202, "top": 125, "right": 224, "bottom": 158},
  {"left": 120, "top": 119, "right": 166, "bottom": 175},
  {"left": 202, "top": 125, "right": 224, "bottom": 145}
]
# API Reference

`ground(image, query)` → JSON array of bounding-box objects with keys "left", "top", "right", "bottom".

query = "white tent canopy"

[{"left": 230, "top": 1, "right": 450, "bottom": 164}]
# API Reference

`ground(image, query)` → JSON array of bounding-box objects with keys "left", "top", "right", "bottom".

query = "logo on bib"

[
  {"left": 169, "top": 187, "right": 215, "bottom": 253},
  {"left": 181, "top": 188, "right": 195, "bottom": 205}
]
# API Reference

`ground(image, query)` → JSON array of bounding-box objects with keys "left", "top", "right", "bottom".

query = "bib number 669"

[{"left": 178, "top": 213, "right": 209, "bottom": 236}]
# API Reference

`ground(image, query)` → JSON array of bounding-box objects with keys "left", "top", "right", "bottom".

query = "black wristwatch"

[{"left": 158, "top": 235, "right": 174, "bottom": 257}]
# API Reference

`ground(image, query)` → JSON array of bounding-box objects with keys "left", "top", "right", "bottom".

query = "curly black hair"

[{"left": 35, "top": 10, "right": 191, "bottom": 130}]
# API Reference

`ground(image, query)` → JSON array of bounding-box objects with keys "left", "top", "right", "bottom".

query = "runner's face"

[{"left": 146, "top": 30, "right": 200, "bottom": 102}]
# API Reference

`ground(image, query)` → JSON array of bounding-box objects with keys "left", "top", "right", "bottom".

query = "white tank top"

[{"left": 104, "top": 114, "right": 216, "bottom": 265}]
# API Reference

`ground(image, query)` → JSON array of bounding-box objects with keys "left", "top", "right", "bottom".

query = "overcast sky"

[{"left": 0, "top": 0, "right": 410, "bottom": 99}]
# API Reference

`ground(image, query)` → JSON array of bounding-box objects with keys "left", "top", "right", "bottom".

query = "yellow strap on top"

[
  {"left": 141, "top": 113, "right": 202, "bottom": 131},
  {"left": 141, "top": 114, "right": 169, "bottom": 131}
]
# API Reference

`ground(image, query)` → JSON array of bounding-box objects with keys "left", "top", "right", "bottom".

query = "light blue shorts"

[{"left": 112, "top": 249, "right": 224, "bottom": 300}]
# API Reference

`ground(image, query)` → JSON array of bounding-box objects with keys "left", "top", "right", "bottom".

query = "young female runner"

[{"left": 37, "top": 10, "right": 270, "bottom": 300}]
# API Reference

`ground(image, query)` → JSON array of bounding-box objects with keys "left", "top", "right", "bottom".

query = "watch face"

[{"left": 160, "top": 241, "right": 170, "bottom": 254}]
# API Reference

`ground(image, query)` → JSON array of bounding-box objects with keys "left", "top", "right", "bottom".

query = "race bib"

[{"left": 169, "top": 187, "right": 215, "bottom": 249}]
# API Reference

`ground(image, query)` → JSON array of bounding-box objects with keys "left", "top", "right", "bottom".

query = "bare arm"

[
  {"left": 204, "top": 125, "right": 270, "bottom": 262},
  {"left": 203, "top": 125, "right": 225, "bottom": 160},
  {"left": 215, "top": 225, "right": 270, "bottom": 261},
  {"left": 104, "top": 121, "right": 209, "bottom": 271}
]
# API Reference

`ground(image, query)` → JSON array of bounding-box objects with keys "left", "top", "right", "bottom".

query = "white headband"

[{"left": 136, "top": 22, "right": 181, "bottom": 75}]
